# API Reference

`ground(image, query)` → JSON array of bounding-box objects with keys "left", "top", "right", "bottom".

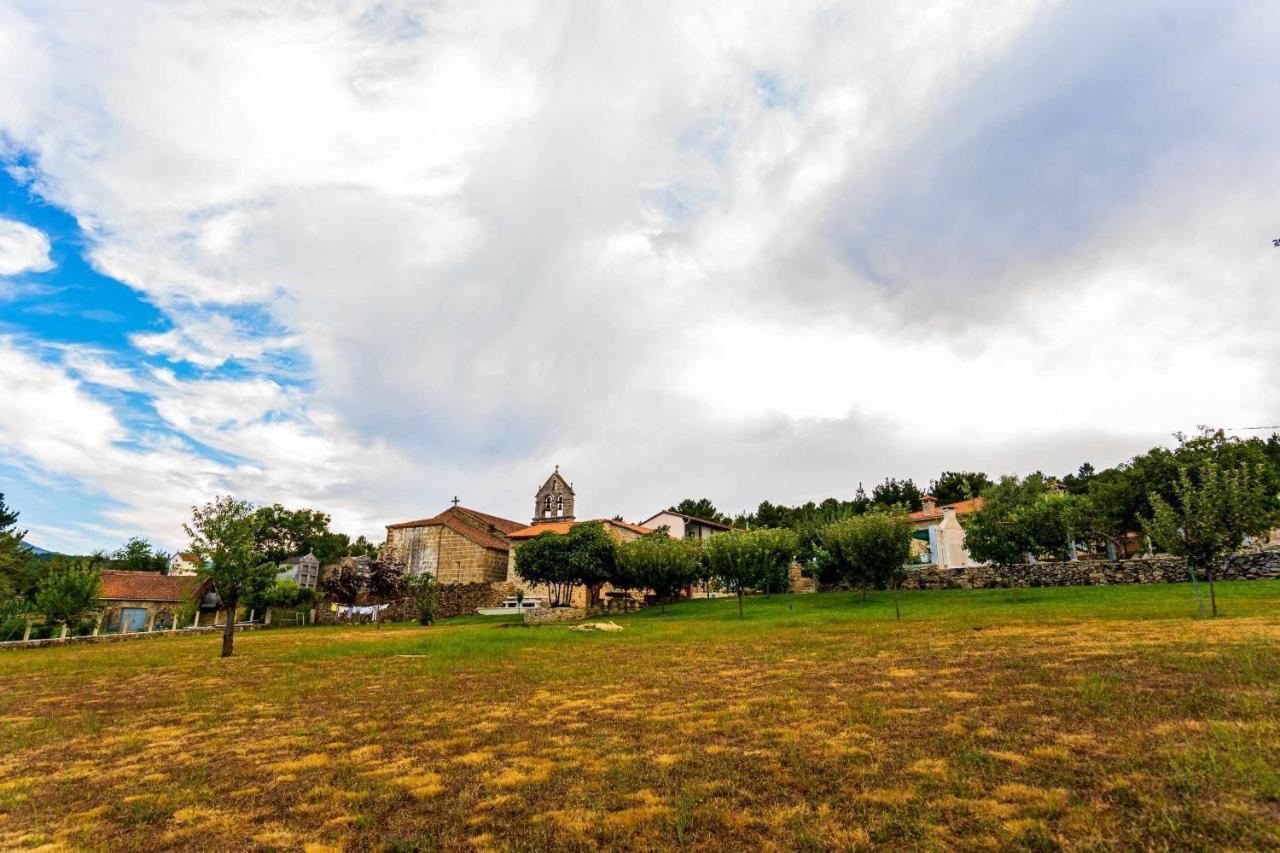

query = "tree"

[
  {"left": 514, "top": 532, "right": 572, "bottom": 606},
  {"left": 252, "top": 504, "right": 333, "bottom": 564},
  {"left": 964, "top": 477, "right": 1036, "bottom": 578},
  {"left": 872, "top": 478, "right": 923, "bottom": 512},
  {"left": 565, "top": 523, "right": 618, "bottom": 607},
  {"left": 185, "top": 496, "right": 277, "bottom": 657},
  {"left": 35, "top": 561, "right": 101, "bottom": 637},
  {"left": 0, "top": 493, "right": 36, "bottom": 602},
  {"left": 110, "top": 537, "right": 170, "bottom": 573},
  {"left": 670, "top": 498, "right": 726, "bottom": 524},
  {"left": 616, "top": 533, "right": 700, "bottom": 613},
  {"left": 702, "top": 528, "right": 797, "bottom": 618},
  {"left": 928, "top": 471, "right": 992, "bottom": 505},
  {"left": 1144, "top": 462, "right": 1269, "bottom": 617},
  {"left": 365, "top": 560, "right": 404, "bottom": 627},
  {"left": 817, "top": 511, "right": 913, "bottom": 616},
  {"left": 320, "top": 564, "right": 365, "bottom": 618},
  {"left": 513, "top": 523, "right": 619, "bottom": 608},
  {"left": 403, "top": 572, "right": 439, "bottom": 625},
  {"left": 258, "top": 578, "right": 318, "bottom": 612}
]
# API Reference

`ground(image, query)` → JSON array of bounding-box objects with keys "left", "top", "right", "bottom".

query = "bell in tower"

[{"left": 532, "top": 465, "right": 576, "bottom": 524}]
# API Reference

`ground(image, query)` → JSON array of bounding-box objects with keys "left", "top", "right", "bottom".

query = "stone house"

[
  {"left": 277, "top": 552, "right": 320, "bottom": 589},
  {"left": 639, "top": 510, "right": 733, "bottom": 540},
  {"left": 384, "top": 505, "right": 525, "bottom": 583},
  {"left": 99, "top": 570, "right": 207, "bottom": 633},
  {"left": 907, "top": 496, "right": 983, "bottom": 568}
]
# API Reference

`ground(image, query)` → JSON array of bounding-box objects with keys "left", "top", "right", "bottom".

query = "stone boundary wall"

[
  {"left": 524, "top": 606, "right": 590, "bottom": 624},
  {"left": 315, "top": 580, "right": 517, "bottom": 624},
  {"left": 0, "top": 623, "right": 263, "bottom": 652},
  {"left": 436, "top": 581, "right": 515, "bottom": 619},
  {"left": 902, "top": 549, "right": 1280, "bottom": 590}
]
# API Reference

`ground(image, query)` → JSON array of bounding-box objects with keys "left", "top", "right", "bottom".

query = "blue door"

[{"left": 121, "top": 607, "right": 147, "bottom": 633}]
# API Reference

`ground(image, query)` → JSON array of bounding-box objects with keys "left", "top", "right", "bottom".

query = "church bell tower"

[{"left": 532, "top": 466, "right": 575, "bottom": 524}]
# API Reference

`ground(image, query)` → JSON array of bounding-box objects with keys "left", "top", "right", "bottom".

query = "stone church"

[{"left": 384, "top": 504, "right": 525, "bottom": 584}]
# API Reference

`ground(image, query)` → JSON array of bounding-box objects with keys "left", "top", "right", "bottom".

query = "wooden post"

[
  {"left": 22, "top": 620, "right": 32, "bottom": 642},
  {"left": 192, "top": 610, "right": 200, "bottom": 628},
  {"left": 93, "top": 610, "right": 104, "bottom": 637}
]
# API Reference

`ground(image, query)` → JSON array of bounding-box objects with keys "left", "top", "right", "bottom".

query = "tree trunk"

[
  {"left": 221, "top": 601, "right": 237, "bottom": 658},
  {"left": 1207, "top": 563, "right": 1218, "bottom": 618}
]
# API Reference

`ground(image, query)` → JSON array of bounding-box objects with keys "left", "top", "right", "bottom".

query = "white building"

[
  {"left": 168, "top": 551, "right": 202, "bottom": 577},
  {"left": 639, "top": 510, "right": 734, "bottom": 541}
]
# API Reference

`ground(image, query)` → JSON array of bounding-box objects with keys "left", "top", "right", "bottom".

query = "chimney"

[{"left": 922, "top": 494, "right": 937, "bottom": 513}]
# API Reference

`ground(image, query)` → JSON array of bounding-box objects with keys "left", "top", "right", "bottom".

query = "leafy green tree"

[
  {"left": 185, "top": 496, "right": 277, "bottom": 657},
  {"left": 0, "top": 493, "right": 37, "bottom": 601},
  {"left": 872, "top": 478, "right": 923, "bottom": 512},
  {"left": 110, "top": 537, "right": 170, "bottom": 573},
  {"left": 35, "top": 561, "right": 101, "bottom": 637},
  {"left": 670, "top": 498, "right": 727, "bottom": 524},
  {"left": 514, "top": 532, "right": 572, "bottom": 605},
  {"left": 403, "top": 572, "right": 439, "bottom": 625},
  {"left": 616, "top": 533, "right": 700, "bottom": 613},
  {"left": 565, "top": 523, "right": 618, "bottom": 607},
  {"left": 702, "top": 528, "right": 797, "bottom": 618},
  {"left": 256, "top": 578, "right": 320, "bottom": 613},
  {"left": 817, "top": 511, "right": 913, "bottom": 616},
  {"left": 1017, "top": 493, "right": 1085, "bottom": 561},
  {"left": 928, "top": 471, "right": 992, "bottom": 505},
  {"left": 964, "top": 475, "right": 1038, "bottom": 572},
  {"left": 252, "top": 504, "right": 334, "bottom": 564},
  {"left": 1144, "top": 462, "right": 1269, "bottom": 617}
]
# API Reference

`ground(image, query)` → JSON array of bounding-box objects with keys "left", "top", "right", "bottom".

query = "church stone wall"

[{"left": 385, "top": 524, "right": 508, "bottom": 584}]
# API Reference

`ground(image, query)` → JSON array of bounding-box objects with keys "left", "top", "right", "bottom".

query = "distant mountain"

[{"left": 21, "top": 542, "right": 54, "bottom": 557}]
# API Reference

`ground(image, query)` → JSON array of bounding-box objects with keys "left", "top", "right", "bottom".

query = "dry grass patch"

[{"left": 1, "top": 583, "right": 1278, "bottom": 849}]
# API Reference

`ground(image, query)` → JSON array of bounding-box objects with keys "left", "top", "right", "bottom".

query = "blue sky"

[{"left": 0, "top": 1, "right": 1276, "bottom": 554}]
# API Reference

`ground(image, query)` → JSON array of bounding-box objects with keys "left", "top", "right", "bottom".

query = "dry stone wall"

[
  {"left": 524, "top": 606, "right": 590, "bottom": 624},
  {"left": 902, "top": 550, "right": 1280, "bottom": 590}
]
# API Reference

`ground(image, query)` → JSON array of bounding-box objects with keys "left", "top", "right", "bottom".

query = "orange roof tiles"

[
  {"left": 907, "top": 497, "right": 985, "bottom": 522},
  {"left": 508, "top": 519, "right": 654, "bottom": 540},
  {"left": 99, "top": 570, "right": 204, "bottom": 602},
  {"left": 385, "top": 505, "right": 523, "bottom": 552}
]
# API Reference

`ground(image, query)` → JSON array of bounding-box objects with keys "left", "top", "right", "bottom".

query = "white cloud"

[
  {"left": 0, "top": 1, "right": 1277, "bottom": 545},
  {"left": 0, "top": 217, "right": 54, "bottom": 276}
]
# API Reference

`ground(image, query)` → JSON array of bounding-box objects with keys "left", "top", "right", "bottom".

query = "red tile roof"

[
  {"left": 386, "top": 505, "right": 522, "bottom": 532},
  {"left": 452, "top": 507, "right": 525, "bottom": 535},
  {"left": 907, "top": 497, "right": 985, "bottom": 523},
  {"left": 99, "top": 570, "right": 204, "bottom": 603},
  {"left": 436, "top": 515, "right": 513, "bottom": 552},
  {"left": 385, "top": 506, "right": 522, "bottom": 552},
  {"left": 508, "top": 519, "right": 654, "bottom": 540}
]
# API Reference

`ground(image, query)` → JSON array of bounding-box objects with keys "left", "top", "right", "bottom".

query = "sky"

[{"left": 0, "top": 0, "right": 1278, "bottom": 554}]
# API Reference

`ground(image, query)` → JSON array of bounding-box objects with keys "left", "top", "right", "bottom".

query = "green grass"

[{"left": 0, "top": 581, "right": 1277, "bottom": 850}]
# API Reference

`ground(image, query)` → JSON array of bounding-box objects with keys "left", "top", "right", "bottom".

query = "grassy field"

[{"left": 1, "top": 583, "right": 1278, "bottom": 851}]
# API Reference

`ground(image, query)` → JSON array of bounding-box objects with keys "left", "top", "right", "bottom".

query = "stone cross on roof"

[{"left": 452, "top": 495, "right": 460, "bottom": 507}]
